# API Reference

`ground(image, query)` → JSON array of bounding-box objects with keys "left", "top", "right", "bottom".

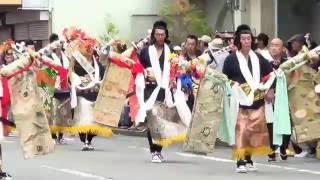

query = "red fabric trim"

[
  {"left": 7, "top": 64, "right": 32, "bottom": 79},
  {"left": 261, "top": 74, "right": 271, "bottom": 83},
  {"left": 1, "top": 78, "right": 10, "bottom": 136}
]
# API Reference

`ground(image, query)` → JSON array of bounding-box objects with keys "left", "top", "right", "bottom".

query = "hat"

[
  {"left": 199, "top": 35, "right": 212, "bottom": 43},
  {"left": 287, "top": 34, "right": 306, "bottom": 44},
  {"left": 234, "top": 24, "right": 253, "bottom": 48},
  {"left": 286, "top": 34, "right": 306, "bottom": 51},
  {"left": 153, "top": 21, "right": 167, "bottom": 29},
  {"left": 209, "top": 38, "right": 224, "bottom": 50},
  {"left": 173, "top": 46, "right": 182, "bottom": 51},
  {"left": 235, "top": 24, "right": 251, "bottom": 36}
]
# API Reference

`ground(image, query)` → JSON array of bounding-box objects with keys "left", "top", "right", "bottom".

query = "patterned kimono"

[{"left": 0, "top": 57, "right": 54, "bottom": 159}]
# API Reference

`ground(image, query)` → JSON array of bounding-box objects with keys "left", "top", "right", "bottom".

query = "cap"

[{"left": 199, "top": 35, "right": 212, "bottom": 43}]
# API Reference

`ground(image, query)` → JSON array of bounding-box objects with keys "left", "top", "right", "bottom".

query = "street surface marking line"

[
  {"left": 176, "top": 152, "right": 320, "bottom": 175},
  {"left": 41, "top": 165, "right": 113, "bottom": 180}
]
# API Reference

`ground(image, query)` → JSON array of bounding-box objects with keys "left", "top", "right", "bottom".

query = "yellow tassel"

[
  {"left": 232, "top": 146, "right": 272, "bottom": 160},
  {"left": 66, "top": 125, "right": 113, "bottom": 137},
  {"left": 153, "top": 134, "right": 187, "bottom": 147},
  {"left": 8, "top": 126, "right": 16, "bottom": 133}
]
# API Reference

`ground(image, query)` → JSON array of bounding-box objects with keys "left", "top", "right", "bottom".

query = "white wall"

[{"left": 51, "top": 0, "right": 171, "bottom": 42}]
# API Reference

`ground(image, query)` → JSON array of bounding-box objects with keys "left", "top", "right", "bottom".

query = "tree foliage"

[
  {"left": 159, "top": 0, "right": 212, "bottom": 44},
  {"left": 99, "top": 15, "right": 120, "bottom": 42}
]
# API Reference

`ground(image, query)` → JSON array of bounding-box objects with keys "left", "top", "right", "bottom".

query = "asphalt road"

[{"left": 1, "top": 135, "right": 320, "bottom": 180}]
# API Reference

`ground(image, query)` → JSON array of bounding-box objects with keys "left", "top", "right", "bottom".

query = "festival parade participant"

[
  {"left": 222, "top": 25, "right": 274, "bottom": 173},
  {"left": 63, "top": 27, "right": 113, "bottom": 151}
]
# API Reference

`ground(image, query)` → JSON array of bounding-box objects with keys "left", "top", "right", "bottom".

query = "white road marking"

[
  {"left": 176, "top": 152, "right": 320, "bottom": 175},
  {"left": 41, "top": 165, "right": 113, "bottom": 180}
]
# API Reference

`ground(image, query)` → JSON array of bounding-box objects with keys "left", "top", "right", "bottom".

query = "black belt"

[
  {"left": 77, "top": 88, "right": 99, "bottom": 94},
  {"left": 53, "top": 89, "right": 71, "bottom": 100}
]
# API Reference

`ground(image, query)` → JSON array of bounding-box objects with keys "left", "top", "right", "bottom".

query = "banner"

[{"left": 94, "top": 64, "right": 132, "bottom": 127}]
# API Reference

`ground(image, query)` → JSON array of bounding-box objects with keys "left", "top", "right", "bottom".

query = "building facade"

[
  {"left": 0, "top": 0, "right": 50, "bottom": 48},
  {"left": 1, "top": 0, "right": 319, "bottom": 45}
]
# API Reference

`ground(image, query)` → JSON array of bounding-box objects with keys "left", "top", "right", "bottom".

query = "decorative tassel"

[
  {"left": 66, "top": 125, "right": 113, "bottom": 137},
  {"left": 153, "top": 134, "right": 187, "bottom": 147},
  {"left": 232, "top": 146, "right": 272, "bottom": 160}
]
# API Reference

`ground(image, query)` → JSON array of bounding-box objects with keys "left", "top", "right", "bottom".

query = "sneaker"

[
  {"left": 151, "top": 153, "right": 162, "bottom": 163},
  {"left": 87, "top": 143, "right": 95, "bottom": 151},
  {"left": 58, "top": 138, "right": 67, "bottom": 145},
  {"left": 294, "top": 150, "right": 308, "bottom": 158},
  {"left": 280, "top": 153, "right": 288, "bottom": 160},
  {"left": 268, "top": 153, "right": 277, "bottom": 162},
  {"left": 246, "top": 163, "right": 258, "bottom": 172},
  {"left": 310, "top": 147, "right": 317, "bottom": 155},
  {"left": 268, "top": 157, "right": 276, "bottom": 162},
  {"left": 156, "top": 152, "right": 165, "bottom": 162},
  {"left": 81, "top": 143, "right": 89, "bottom": 151},
  {"left": 236, "top": 165, "right": 247, "bottom": 173}
]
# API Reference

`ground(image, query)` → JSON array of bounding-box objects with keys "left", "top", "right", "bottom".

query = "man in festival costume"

[
  {"left": 256, "top": 33, "right": 273, "bottom": 62},
  {"left": 184, "top": 35, "right": 202, "bottom": 61},
  {"left": 0, "top": 40, "right": 74, "bottom": 179},
  {"left": 138, "top": 20, "right": 173, "bottom": 163},
  {"left": 137, "top": 21, "right": 191, "bottom": 163},
  {"left": 45, "top": 33, "right": 72, "bottom": 144},
  {"left": 0, "top": 42, "right": 55, "bottom": 154},
  {"left": 0, "top": 41, "right": 17, "bottom": 137},
  {"left": 266, "top": 38, "right": 291, "bottom": 162},
  {"left": 286, "top": 34, "right": 320, "bottom": 158},
  {"left": 222, "top": 24, "right": 274, "bottom": 173},
  {"left": 0, "top": 42, "right": 17, "bottom": 180},
  {"left": 183, "top": 35, "right": 202, "bottom": 111},
  {"left": 63, "top": 27, "right": 112, "bottom": 151}
]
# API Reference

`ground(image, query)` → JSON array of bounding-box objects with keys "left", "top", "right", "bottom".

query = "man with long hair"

[
  {"left": 138, "top": 20, "right": 173, "bottom": 163},
  {"left": 223, "top": 24, "right": 274, "bottom": 173}
]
